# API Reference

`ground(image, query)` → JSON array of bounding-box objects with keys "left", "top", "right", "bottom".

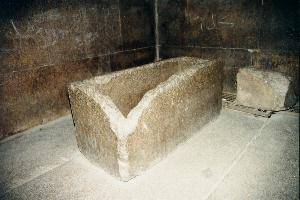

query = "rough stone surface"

[
  {"left": 236, "top": 67, "right": 297, "bottom": 111},
  {"left": 68, "top": 57, "right": 223, "bottom": 181}
]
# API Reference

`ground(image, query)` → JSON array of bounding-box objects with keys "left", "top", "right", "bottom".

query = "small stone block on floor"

[{"left": 236, "top": 67, "right": 297, "bottom": 111}]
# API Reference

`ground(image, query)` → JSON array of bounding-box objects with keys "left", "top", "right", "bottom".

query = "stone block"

[
  {"left": 68, "top": 57, "right": 223, "bottom": 181},
  {"left": 236, "top": 68, "right": 297, "bottom": 111}
]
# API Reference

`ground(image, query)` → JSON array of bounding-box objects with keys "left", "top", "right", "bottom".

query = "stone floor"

[{"left": 0, "top": 109, "right": 299, "bottom": 200}]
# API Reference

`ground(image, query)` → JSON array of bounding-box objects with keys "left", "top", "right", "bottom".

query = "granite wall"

[
  {"left": 0, "top": 0, "right": 155, "bottom": 139},
  {"left": 159, "top": 0, "right": 299, "bottom": 93}
]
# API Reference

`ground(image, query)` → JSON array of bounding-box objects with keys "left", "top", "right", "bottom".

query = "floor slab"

[
  {"left": 0, "top": 110, "right": 298, "bottom": 200},
  {"left": 208, "top": 112, "right": 299, "bottom": 200},
  {"left": 0, "top": 116, "right": 78, "bottom": 195}
]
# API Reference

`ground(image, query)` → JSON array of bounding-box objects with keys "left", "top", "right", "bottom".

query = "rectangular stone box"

[{"left": 68, "top": 57, "right": 223, "bottom": 181}]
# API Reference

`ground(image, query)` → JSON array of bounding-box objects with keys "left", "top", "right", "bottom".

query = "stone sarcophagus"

[{"left": 68, "top": 57, "right": 223, "bottom": 181}]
